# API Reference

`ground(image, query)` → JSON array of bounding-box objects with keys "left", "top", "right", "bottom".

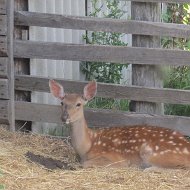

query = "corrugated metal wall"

[
  {"left": 29, "top": 0, "right": 131, "bottom": 135},
  {"left": 29, "top": 0, "right": 86, "bottom": 134}
]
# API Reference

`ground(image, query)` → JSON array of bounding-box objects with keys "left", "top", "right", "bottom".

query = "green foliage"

[
  {"left": 81, "top": 0, "right": 129, "bottom": 110},
  {"left": 162, "top": 3, "right": 190, "bottom": 116},
  {"left": 164, "top": 66, "right": 190, "bottom": 116}
]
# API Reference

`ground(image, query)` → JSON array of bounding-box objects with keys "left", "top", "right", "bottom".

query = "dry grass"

[{"left": 0, "top": 126, "right": 190, "bottom": 190}]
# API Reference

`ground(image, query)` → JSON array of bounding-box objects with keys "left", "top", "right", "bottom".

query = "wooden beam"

[
  {"left": 131, "top": 2, "right": 163, "bottom": 114},
  {"left": 0, "top": 0, "right": 6, "bottom": 15},
  {"left": 0, "top": 58, "right": 8, "bottom": 77},
  {"left": 0, "top": 15, "right": 7, "bottom": 35},
  {"left": 15, "top": 101, "right": 190, "bottom": 136},
  {"left": 0, "top": 79, "right": 9, "bottom": 99},
  {"left": 15, "top": 75, "right": 190, "bottom": 105},
  {"left": 0, "top": 100, "right": 8, "bottom": 124},
  {"left": 7, "top": 0, "right": 15, "bottom": 131},
  {"left": 14, "top": 11, "right": 190, "bottom": 38},
  {"left": 0, "top": 36, "right": 7, "bottom": 56},
  {"left": 120, "top": 0, "right": 190, "bottom": 3},
  {"left": 14, "top": 40, "right": 190, "bottom": 66}
]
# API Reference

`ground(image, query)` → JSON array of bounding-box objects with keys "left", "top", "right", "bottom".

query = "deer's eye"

[
  {"left": 61, "top": 102, "right": 63, "bottom": 106},
  {"left": 76, "top": 103, "right": 81, "bottom": 107}
]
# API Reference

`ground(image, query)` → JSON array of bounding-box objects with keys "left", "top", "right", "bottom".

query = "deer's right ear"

[{"left": 49, "top": 80, "right": 65, "bottom": 99}]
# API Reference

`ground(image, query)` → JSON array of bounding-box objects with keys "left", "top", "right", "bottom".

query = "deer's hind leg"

[{"left": 140, "top": 143, "right": 189, "bottom": 169}]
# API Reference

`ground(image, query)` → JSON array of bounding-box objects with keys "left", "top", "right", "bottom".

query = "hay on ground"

[{"left": 0, "top": 126, "right": 190, "bottom": 190}]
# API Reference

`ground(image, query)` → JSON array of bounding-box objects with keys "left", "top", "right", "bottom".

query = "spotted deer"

[{"left": 49, "top": 79, "right": 190, "bottom": 169}]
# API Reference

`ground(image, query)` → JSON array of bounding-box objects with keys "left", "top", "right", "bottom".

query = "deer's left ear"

[
  {"left": 49, "top": 80, "right": 65, "bottom": 99},
  {"left": 83, "top": 80, "right": 97, "bottom": 101}
]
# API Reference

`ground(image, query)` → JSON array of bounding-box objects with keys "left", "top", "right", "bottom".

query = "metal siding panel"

[{"left": 29, "top": 0, "right": 85, "bottom": 133}]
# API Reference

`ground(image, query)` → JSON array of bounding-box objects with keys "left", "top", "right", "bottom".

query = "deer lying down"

[{"left": 49, "top": 80, "right": 190, "bottom": 169}]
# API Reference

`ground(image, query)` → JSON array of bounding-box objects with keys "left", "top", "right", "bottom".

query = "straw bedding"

[{"left": 0, "top": 126, "right": 190, "bottom": 190}]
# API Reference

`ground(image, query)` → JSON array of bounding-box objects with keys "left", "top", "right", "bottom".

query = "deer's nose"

[{"left": 61, "top": 111, "right": 69, "bottom": 123}]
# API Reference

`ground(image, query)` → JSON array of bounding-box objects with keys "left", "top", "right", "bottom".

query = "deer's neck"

[{"left": 70, "top": 115, "right": 92, "bottom": 159}]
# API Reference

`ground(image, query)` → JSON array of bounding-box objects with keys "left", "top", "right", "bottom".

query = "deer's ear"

[
  {"left": 83, "top": 80, "right": 97, "bottom": 101},
  {"left": 49, "top": 80, "right": 65, "bottom": 99}
]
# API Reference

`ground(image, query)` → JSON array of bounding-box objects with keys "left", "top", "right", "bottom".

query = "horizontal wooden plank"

[
  {"left": 15, "top": 101, "right": 190, "bottom": 136},
  {"left": 14, "top": 11, "right": 190, "bottom": 38},
  {"left": 15, "top": 75, "right": 190, "bottom": 105},
  {"left": 0, "top": 78, "right": 8, "bottom": 99},
  {"left": 14, "top": 40, "right": 190, "bottom": 66},
  {"left": 0, "top": 0, "right": 6, "bottom": 15},
  {"left": 0, "top": 57, "right": 8, "bottom": 77},
  {"left": 0, "top": 36, "right": 7, "bottom": 56},
  {"left": 0, "top": 100, "right": 8, "bottom": 124},
  {"left": 121, "top": 0, "right": 190, "bottom": 2},
  {"left": 0, "top": 15, "right": 7, "bottom": 35}
]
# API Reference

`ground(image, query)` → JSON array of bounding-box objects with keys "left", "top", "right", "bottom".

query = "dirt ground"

[{"left": 0, "top": 126, "right": 190, "bottom": 190}]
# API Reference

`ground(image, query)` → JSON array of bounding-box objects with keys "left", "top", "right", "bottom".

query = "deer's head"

[{"left": 49, "top": 80, "right": 97, "bottom": 124}]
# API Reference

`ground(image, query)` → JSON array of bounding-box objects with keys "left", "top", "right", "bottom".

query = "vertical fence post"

[
  {"left": 130, "top": 2, "right": 163, "bottom": 115},
  {"left": 7, "top": 0, "right": 15, "bottom": 131}
]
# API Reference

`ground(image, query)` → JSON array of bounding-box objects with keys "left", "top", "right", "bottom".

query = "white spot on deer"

[
  {"left": 155, "top": 146, "right": 159, "bottom": 151},
  {"left": 152, "top": 134, "right": 156, "bottom": 137},
  {"left": 160, "top": 139, "right": 164, "bottom": 142},
  {"left": 103, "top": 143, "right": 106, "bottom": 147},
  {"left": 160, "top": 151, "right": 165, "bottom": 155},
  {"left": 142, "top": 139, "right": 146, "bottom": 142},
  {"left": 94, "top": 142, "right": 97, "bottom": 146},
  {"left": 168, "top": 141, "right": 174, "bottom": 144},
  {"left": 98, "top": 141, "right": 101, "bottom": 145},
  {"left": 143, "top": 133, "right": 147, "bottom": 136},
  {"left": 179, "top": 143, "right": 183, "bottom": 146},
  {"left": 135, "top": 134, "right": 139, "bottom": 137},
  {"left": 183, "top": 148, "right": 189, "bottom": 154},
  {"left": 169, "top": 136, "right": 174, "bottom": 139},
  {"left": 94, "top": 133, "right": 97, "bottom": 138},
  {"left": 129, "top": 140, "right": 136, "bottom": 143},
  {"left": 173, "top": 131, "right": 177, "bottom": 135},
  {"left": 173, "top": 150, "right": 177, "bottom": 154},
  {"left": 160, "top": 131, "right": 164, "bottom": 134},
  {"left": 135, "top": 146, "right": 139, "bottom": 151},
  {"left": 160, "top": 134, "right": 164, "bottom": 137},
  {"left": 153, "top": 153, "right": 157, "bottom": 157}
]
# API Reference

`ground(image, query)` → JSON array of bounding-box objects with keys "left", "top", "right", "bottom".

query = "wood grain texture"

[
  {"left": 0, "top": 0, "right": 6, "bottom": 15},
  {"left": 15, "top": 101, "right": 190, "bottom": 136},
  {"left": 0, "top": 36, "right": 7, "bottom": 56},
  {"left": 0, "top": 15, "right": 7, "bottom": 35},
  {"left": 120, "top": 0, "right": 190, "bottom": 2},
  {"left": 0, "top": 79, "right": 9, "bottom": 99},
  {"left": 0, "top": 100, "right": 8, "bottom": 124},
  {"left": 130, "top": 2, "right": 163, "bottom": 114},
  {"left": 14, "top": 11, "right": 190, "bottom": 38},
  {"left": 0, "top": 57, "right": 8, "bottom": 77},
  {"left": 7, "top": 0, "right": 15, "bottom": 130},
  {"left": 14, "top": 40, "right": 190, "bottom": 66},
  {"left": 15, "top": 75, "right": 190, "bottom": 105}
]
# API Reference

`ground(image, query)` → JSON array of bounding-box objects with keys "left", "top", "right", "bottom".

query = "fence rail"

[
  {"left": 15, "top": 75, "right": 190, "bottom": 105},
  {"left": 15, "top": 101, "right": 190, "bottom": 136},
  {"left": 15, "top": 11, "right": 190, "bottom": 39},
  {"left": 14, "top": 40, "right": 190, "bottom": 66}
]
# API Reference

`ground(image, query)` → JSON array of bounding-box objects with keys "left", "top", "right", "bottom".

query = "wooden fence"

[{"left": 1, "top": 0, "right": 190, "bottom": 135}]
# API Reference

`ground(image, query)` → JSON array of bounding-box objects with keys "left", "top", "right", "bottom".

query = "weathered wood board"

[
  {"left": 0, "top": 36, "right": 7, "bottom": 56},
  {"left": 14, "top": 40, "right": 190, "bottom": 66},
  {"left": 0, "top": 99, "right": 8, "bottom": 124},
  {"left": 15, "top": 101, "right": 190, "bottom": 136},
  {"left": 15, "top": 75, "right": 190, "bottom": 105},
  {"left": 0, "top": 15, "right": 7, "bottom": 35},
  {"left": 0, "top": 57, "right": 8, "bottom": 77},
  {"left": 15, "top": 11, "right": 190, "bottom": 38},
  {"left": 0, "top": 0, "right": 6, "bottom": 15},
  {"left": 0, "top": 78, "right": 8, "bottom": 99}
]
